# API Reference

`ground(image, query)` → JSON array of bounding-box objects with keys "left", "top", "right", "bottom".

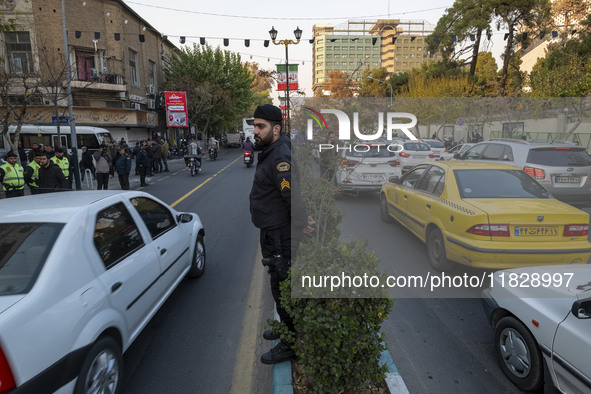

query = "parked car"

[
  {"left": 482, "top": 264, "right": 591, "bottom": 393},
  {"left": 421, "top": 139, "right": 446, "bottom": 160},
  {"left": 0, "top": 191, "right": 206, "bottom": 393},
  {"left": 391, "top": 140, "right": 436, "bottom": 173},
  {"left": 334, "top": 140, "right": 401, "bottom": 193},
  {"left": 440, "top": 142, "right": 474, "bottom": 160},
  {"left": 380, "top": 160, "right": 591, "bottom": 271},
  {"left": 456, "top": 139, "right": 591, "bottom": 207}
]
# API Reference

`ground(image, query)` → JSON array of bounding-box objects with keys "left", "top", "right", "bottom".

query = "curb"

[{"left": 271, "top": 346, "right": 409, "bottom": 394}]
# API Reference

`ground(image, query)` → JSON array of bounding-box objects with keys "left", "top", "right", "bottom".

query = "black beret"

[{"left": 253, "top": 104, "right": 282, "bottom": 122}]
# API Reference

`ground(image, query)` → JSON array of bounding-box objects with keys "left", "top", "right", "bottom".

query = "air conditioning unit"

[
  {"left": 147, "top": 99, "right": 155, "bottom": 109},
  {"left": 146, "top": 84, "right": 155, "bottom": 95},
  {"left": 132, "top": 102, "right": 141, "bottom": 110}
]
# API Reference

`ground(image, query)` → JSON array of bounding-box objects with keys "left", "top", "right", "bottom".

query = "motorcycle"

[
  {"left": 184, "top": 155, "right": 201, "bottom": 176},
  {"left": 244, "top": 151, "right": 254, "bottom": 168},
  {"left": 209, "top": 148, "right": 218, "bottom": 161}
]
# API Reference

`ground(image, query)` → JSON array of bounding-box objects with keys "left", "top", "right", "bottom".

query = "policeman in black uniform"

[{"left": 249, "top": 104, "right": 314, "bottom": 364}]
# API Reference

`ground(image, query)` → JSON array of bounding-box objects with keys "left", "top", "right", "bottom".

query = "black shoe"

[
  {"left": 141, "top": 183, "right": 149, "bottom": 186},
  {"left": 164, "top": 169, "right": 169, "bottom": 172},
  {"left": 263, "top": 329, "right": 281, "bottom": 341},
  {"left": 260, "top": 341, "right": 294, "bottom": 365}
]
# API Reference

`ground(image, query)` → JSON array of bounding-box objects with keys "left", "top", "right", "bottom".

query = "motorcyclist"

[
  {"left": 208, "top": 136, "right": 219, "bottom": 159},
  {"left": 184, "top": 139, "right": 202, "bottom": 168},
  {"left": 243, "top": 136, "right": 255, "bottom": 153}
]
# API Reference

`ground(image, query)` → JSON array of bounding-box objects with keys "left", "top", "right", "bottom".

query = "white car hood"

[{"left": 0, "top": 295, "right": 25, "bottom": 314}]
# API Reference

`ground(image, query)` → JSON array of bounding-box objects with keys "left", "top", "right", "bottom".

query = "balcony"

[{"left": 70, "top": 73, "right": 126, "bottom": 92}]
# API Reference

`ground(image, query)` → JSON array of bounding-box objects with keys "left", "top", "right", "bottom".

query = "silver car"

[{"left": 458, "top": 138, "right": 591, "bottom": 206}]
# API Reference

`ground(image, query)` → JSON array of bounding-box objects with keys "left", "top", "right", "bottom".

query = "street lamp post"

[
  {"left": 368, "top": 76, "right": 393, "bottom": 106},
  {"left": 269, "top": 26, "right": 302, "bottom": 135},
  {"left": 61, "top": 0, "right": 81, "bottom": 190}
]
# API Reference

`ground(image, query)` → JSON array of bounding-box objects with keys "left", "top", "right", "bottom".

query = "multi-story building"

[
  {"left": 0, "top": 0, "right": 178, "bottom": 142},
  {"left": 312, "top": 19, "right": 439, "bottom": 95}
]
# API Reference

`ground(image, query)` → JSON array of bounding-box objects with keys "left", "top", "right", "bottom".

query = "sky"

[{"left": 123, "top": 0, "right": 507, "bottom": 98}]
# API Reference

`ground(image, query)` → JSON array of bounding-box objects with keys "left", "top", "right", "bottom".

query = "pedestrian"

[
  {"left": 38, "top": 152, "right": 68, "bottom": 193},
  {"left": 24, "top": 152, "right": 43, "bottom": 194},
  {"left": 0, "top": 151, "right": 25, "bottom": 198},
  {"left": 93, "top": 144, "right": 112, "bottom": 190},
  {"left": 43, "top": 145, "right": 55, "bottom": 160},
  {"left": 27, "top": 142, "right": 43, "bottom": 163},
  {"left": 17, "top": 142, "right": 28, "bottom": 166},
  {"left": 145, "top": 140, "right": 154, "bottom": 177},
  {"left": 161, "top": 138, "right": 170, "bottom": 172},
  {"left": 114, "top": 146, "right": 132, "bottom": 190},
  {"left": 132, "top": 142, "right": 141, "bottom": 175},
  {"left": 152, "top": 139, "right": 163, "bottom": 173},
  {"left": 249, "top": 104, "right": 315, "bottom": 365},
  {"left": 79, "top": 146, "right": 96, "bottom": 182},
  {"left": 51, "top": 147, "right": 73, "bottom": 189},
  {"left": 107, "top": 142, "right": 117, "bottom": 177},
  {"left": 136, "top": 143, "right": 151, "bottom": 187}
]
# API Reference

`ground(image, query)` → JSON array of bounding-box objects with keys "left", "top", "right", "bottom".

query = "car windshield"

[
  {"left": 0, "top": 223, "right": 63, "bottom": 295},
  {"left": 403, "top": 142, "right": 431, "bottom": 151},
  {"left": 425, "top": 141, "right": 444, "bottom": 149},
  {"left": 347, "top": 145, "right": 393, "bottom": 158},
  {"left": 526, "top": 148, "right": 591, "bottom": 167},
  {"left": 454, "top": 169, "right": 552, "bottom": 199}
]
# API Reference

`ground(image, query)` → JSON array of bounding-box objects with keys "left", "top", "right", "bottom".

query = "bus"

[
  {"left": 242, "top": 118, "right": 255, "bottom": 142},
  {"left": 2, "top": 125, "right": 115, "bottom": 154}
]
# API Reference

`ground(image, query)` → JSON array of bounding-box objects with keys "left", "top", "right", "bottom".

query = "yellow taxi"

[{"left": 380, "top": 161, "right": 591, "bottom": 271}]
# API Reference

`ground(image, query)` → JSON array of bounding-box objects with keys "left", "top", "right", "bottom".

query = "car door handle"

[
  {"left": 426, "top": 204, "right": 431, "bottom": 209},
  {"left": 160, "top": 248, "right": 167, "bottom": 256},
  {"left": 111, "top": 282, "right": 122, "bottom": 292},
  {"left": 403, "top": 195, "right": 407, "bottom": 200}
]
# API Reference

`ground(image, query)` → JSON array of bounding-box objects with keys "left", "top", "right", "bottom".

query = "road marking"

[
  {"left": 170, "top": 155, "right": 242, "bottom": 207},
  {"left": 230, "top": 247, "right": 266, "bottom": 394}
]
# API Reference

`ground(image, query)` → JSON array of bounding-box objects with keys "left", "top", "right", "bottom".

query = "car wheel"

[
  {"left": 380, "top": 194, "right": 393, "bottom": 223},
  {"left": 75, "top": 336, "right": 122, "bottom": 394},
  {"left": 494, "top": 316, "right": 544, "bottom": 392},
  {"left": 188, "top": 234, "right": 206, "bottom": 278},
  {"left": 426, "top": 227, "right": 453, "bottom": 272}
]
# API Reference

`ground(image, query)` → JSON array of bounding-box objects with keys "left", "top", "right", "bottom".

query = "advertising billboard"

[{"left": 165, "top": 91, "right": 188, "bottom": 127}]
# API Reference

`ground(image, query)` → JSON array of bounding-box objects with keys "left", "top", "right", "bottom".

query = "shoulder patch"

[{"left": 277, "top": 162, "right": 290, "bottom": 172}]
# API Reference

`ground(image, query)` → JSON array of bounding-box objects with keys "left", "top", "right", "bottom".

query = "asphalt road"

[{"left": 118, "top": 150, "right": 274, "bottom": 394}]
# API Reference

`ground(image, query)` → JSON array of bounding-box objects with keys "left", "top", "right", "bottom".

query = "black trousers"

[
  {"left": 96, "top": 173, "right": 109, "bottom": 190},
  {"left": 139, "top": 165, "right": 148, "bottom": 185},
  {"left": 260, "top": 225, "right": 302, "bottom": 335},
  {"left": 6, "top": 189, "right": 25, "bottom": 198},
  {"left": 118, "top": 174, "right": 130, "bottom": 190}
]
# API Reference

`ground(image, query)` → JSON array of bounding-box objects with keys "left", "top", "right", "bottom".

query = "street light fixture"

[
  {"left": 269, "top": 26, "right": 302, "bottom": 135},
  {"left": 368, "top": 75, "right": 393, "bottom": 106}
]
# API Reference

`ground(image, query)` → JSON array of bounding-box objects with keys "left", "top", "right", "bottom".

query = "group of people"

[{"left": 0, "top": 144, "right": 73, "bottom": 198}]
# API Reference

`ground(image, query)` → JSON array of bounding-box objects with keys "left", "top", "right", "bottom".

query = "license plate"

[
  {"left": 362, "top": 173, "right": 384, "bottom": 180},
  {"left": 555, "top": 176, "right": 581, "bottom": 183},
  {"left": 514, "top": 226, "right": 558, "bottom": 236}
]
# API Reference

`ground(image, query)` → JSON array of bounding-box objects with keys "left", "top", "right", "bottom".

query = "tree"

[
  {"left": 493, "top": 0, "right": 552, "bottom": 96},
  {"left": 324, "top": 70, "right": 354, "bottom": 97},
  {"left": 164, "top": 44, "right": 254, "bottom": 138},
  {"left": 242, "top": 62, "right": 273, "bottom": 120},
  {"left": 474, "top": 51, "right": 499, "bottom": 95},
  {"left": 357, "top": 68, "right": 390, "bottom": 98},
  {"left": 552, "top": 0, "right": 591, "bottom": 35}
]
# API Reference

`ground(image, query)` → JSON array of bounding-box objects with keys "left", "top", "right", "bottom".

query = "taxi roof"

[{"left": 430, "top": 160, "right": 521, "bottom": 171}]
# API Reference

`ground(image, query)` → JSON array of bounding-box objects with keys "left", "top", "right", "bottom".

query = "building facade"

[
  {"left": 0, "top": 0, "right": 178, "bottom": 143},
  {"left": 312, "top": 19, "right": 439, "bottom": 95}
]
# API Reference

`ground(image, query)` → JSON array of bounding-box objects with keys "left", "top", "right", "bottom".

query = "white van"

[{"left": 3, "top": 124, "right": 115, "bottom": 154}]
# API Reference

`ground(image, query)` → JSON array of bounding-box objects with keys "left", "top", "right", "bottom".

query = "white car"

[
  {"left": 420, "top": 139, "right": 446, "bottom": 160},
  {"left": 439, "top": 142, "right": 474, "bottom": 160},
  {"left": 0, "top": 191, "right": 206, "bottom": 393},
  {"left": 334, "top": 141, "right": 401, "bottom": 193},
  {"left": 391, "top": 140, "right": 436, "bottom": 173},
  {"left": 482, "top": 265, "right": 591, "bottom": 393}
]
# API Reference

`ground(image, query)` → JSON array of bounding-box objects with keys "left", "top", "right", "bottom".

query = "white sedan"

[
  {"left": 482, "top": 265, "right": 591, "bottom": 393},
  {"left": 0, "top": 191, "right": 206, "bottom": 393}
]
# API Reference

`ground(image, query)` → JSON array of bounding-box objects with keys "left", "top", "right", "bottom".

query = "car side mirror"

[
  {"left": 177, "top": 213, "right": 193, "bottom": 223},
  {"left": 571, "top": 298, "right": 591, "bottom": 319},
  {"left": 453, "top": 152, "right": 462, "bottom": 159},
  {"left": 389, "top": 176, "right": 401, "bottom": 184}
]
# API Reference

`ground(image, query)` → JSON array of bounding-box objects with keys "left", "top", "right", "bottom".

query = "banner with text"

[
  {"left": 276, "top": 64, "right": 298, "bottom": 91},
  {"left": 165, "top": 91, "right": 188, "bottom": 127}
]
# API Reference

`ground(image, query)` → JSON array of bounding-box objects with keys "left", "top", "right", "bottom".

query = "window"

[
  {"left": 129, "top": 49, "right": 139, "bottom": 87},
  {"left": 94, "top": 203, "right": 144, "bottom": 268},
  {"left": 130, "top": 197, "right": 176, "bottom": 239},
  {"left": 148, "top": 60, "right": 156, "bottom": 87},
  {"left": 402, "top": 166, "right": 428, "bottom": 188},
  {"left": 481, "top": 144, "right": 513, "bottom": 161},
  {"left": 464, "top": 144, "right": 487, "bottom": 160},
  {"left": 454, "top": 169, "right": 551, "bottom": 199},
  {"left": 416, "top": 166, "right": 445, "bottom": 195},
  {"left": 5, "top": 32, "right": 33, "bottom": 74},
  {"left": 76, "top": 50, "right": 96, "bottom": 81}
]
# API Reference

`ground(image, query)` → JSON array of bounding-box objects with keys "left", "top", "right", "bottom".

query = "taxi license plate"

[
  {"left": 555, "top": 176, "right": 580, "bottom": 183},
  {"left": 514, "top": 226, "right": 558, "bottom": 236},
  {"left": 362, "top": 173, "right": 384, "bottom": 180}
]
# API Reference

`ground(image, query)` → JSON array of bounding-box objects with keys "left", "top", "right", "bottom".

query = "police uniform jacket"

[{"left": 250, "top": 134, "right": 308, "bottom": 231}]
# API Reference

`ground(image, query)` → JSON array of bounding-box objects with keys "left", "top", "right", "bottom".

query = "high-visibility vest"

[
  {"left": 51, "top": 156, "right": 70, "bottom": 179},
  {"left": 26, "top": 161, "right": 41, "bottom": 188},
  {"left": 0, "top": 162, "right": 25, "bottom": 191}
]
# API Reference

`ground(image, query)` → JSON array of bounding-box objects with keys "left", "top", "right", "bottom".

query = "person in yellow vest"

[
  {"left": 24, "top": 152, "right": 43, "bottom": 195},
  {"left": 0, "top": 151, "right": 25, "bottom": 198},
  {"left": 51, "top": 147, "right": 73, "bottom": 189}
]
